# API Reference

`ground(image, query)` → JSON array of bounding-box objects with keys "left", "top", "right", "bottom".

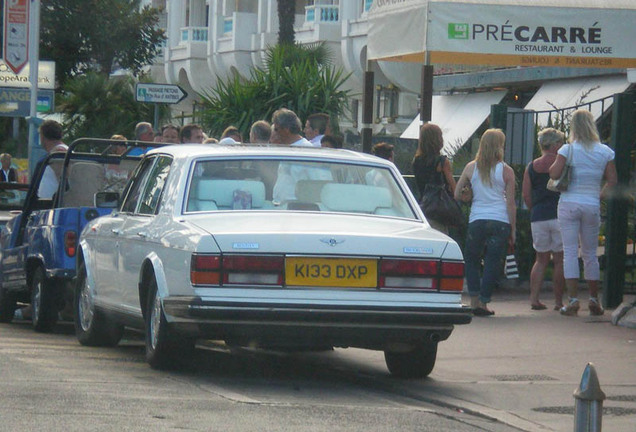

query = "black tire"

[
  {"left": 384, "top": 343, "right": 438, "bottom": 379},
  {"left": 0, "top": 287, "right": 17, "bottom": 323},
  {"left": 74, "top": 262, "right": 124, "bottom": 347},
  {"left": 145, "top": 277, "right": 195, "bottom": 369},
  {"left": 30, "top": 267, "right": 58, "bottom": 333}
]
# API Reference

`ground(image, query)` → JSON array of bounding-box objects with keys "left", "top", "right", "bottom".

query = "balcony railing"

[
  {"left": 305, "top": 5, "right": 339, "bottom": 23},
  {"left": 180, "top": 26, "right": 209, "bottom": 43},
  {"left": 223, "top": 17, "right": 233, "bottom": 35}
]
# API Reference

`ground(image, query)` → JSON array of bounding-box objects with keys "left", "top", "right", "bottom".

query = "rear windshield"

[
  {"left": 0, "top": 184, "right": 28, "bottom": 211},
  {"left": 185, "top": 159, "right": 417, "bottom": 219}
]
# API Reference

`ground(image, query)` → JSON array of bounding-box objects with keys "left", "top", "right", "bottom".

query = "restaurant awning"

[
  {"left": 368, "top": 0, "right": 636, "bottom": 69},
  {"left": 523, "top": 75, "right": 632, "bottom": 123},
  {"left": 400, "top": 91, "right": 507, "bottom": 156}
]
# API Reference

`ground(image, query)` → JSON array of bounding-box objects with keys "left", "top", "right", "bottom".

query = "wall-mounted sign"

[
  {"left": 0, "top": 87, "right": 55, "bottom": 117},
  {"left": 368, "top": 1, "right": 636, "bottom": 68},
  {"left": 135, "top": 83, "right": 188, "bottom": 104},
  {"left": 3, "top": 0, "right": 30, "bottom": 74},
  {"left": 0, "top": 60, "right": 56, "bottom": 89}
]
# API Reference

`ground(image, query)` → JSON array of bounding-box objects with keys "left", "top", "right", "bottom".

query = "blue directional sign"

[{"left": 0, "top": 87, "right": 54, "bottom": 117}]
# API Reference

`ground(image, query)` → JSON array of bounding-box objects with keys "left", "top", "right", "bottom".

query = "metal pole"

[
  {"left": 603, "top": 92, "right": 634, "bottom": 309},
  {"left": 490, "top": 104, "right": 508, "bottom": 131},
  {"left": 27, "top": 0, "right": 41, "bottom": 174},
  {"left": 153, "top": 104, "right": 160, "bottom": 131},
  {"left": 573, "top": 363, "right": 605, "bottom": 432},
  {"left": 420, "top": 65, "right": 433, "bottom": 123},
  {"left": 361, "top": 70, "right": 374, "bottom": 154}
]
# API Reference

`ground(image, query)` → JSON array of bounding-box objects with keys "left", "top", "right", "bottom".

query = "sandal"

[
  {"left": 560, "top": 299, "right": 580, "bottom": 316},
  {"left": 588, "top": 298, "right": 604, "bottom": 316},
  {"left": 531, "top": 303, "right": 547, "bottom": 310},
  {"left": 473, "top": 307, "right": 495, "bottom": 316}
]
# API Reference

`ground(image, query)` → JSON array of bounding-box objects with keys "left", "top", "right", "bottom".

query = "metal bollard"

[{"left": 573, "top": 362, "right": 606, "bottom": 432}]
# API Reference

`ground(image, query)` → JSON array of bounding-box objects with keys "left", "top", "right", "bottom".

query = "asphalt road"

[{"left": 1, "top": 288, "right": 635, "bottom": 432}]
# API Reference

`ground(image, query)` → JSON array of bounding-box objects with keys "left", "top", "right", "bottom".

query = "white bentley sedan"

[{"left": 75, "top": 144, "right": 471, "bottom": 377}]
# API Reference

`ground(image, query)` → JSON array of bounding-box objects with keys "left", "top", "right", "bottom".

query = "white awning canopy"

[
  {"left": 400, "top": 91, "right": 507, "bottom": 156},
  {"left": 368, "top": 0, "right": 636, "bottom": 69},
  {"left": 523, "top": 75, "right": 632, "bottom": 125}
]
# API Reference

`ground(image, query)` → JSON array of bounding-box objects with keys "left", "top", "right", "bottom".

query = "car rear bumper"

[{"left": 162, "top": 297, "right": 472, "bottom": 350}]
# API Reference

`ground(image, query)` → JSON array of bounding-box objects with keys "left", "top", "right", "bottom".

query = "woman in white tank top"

[{"left": 455, "top": 129, "right": 517, "bottom": 316}]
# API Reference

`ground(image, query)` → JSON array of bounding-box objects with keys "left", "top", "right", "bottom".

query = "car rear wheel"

[
  {"left": 74, "top": 262, "right": 124, "bottom": 346},
  {"left": 31, "top": 266, "right": 58, "bottom": 332},
  {"left": 145, "top": 277, "right": 195, "bottom": 369},
  {"left": 384, "top": 343, "right": 438, "bottom": 379},
  {"left": 0, "top": 287, "right": 16, "bottom": 323}
]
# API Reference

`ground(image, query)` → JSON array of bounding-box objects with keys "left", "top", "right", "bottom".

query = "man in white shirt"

[
  {"left": 37, "top": 120, "right": 68, "bottom": 199},
  {"left": 271, "top": 108, "right": 313, "bottom": 147},
  {"left": 304, "top": 113, "right": 330, "bottom": 147},
  {"left": 271, "top": 109, "right": 331, "bottom": 202}
]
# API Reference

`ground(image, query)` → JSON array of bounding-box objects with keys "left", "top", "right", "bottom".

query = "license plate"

[{"left": 285, "top": 257, "right": 377, "bottom": 288}]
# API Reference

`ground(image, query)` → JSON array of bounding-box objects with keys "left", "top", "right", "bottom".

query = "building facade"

[{"left": 158, "top": 0, "right": 633, "bottom": 150}]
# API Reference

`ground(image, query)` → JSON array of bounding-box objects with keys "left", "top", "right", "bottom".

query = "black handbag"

[
  {"left": 419, "top": 157, "right": 464, "bottom": 227},
  {"left": 420, "top": 184, "right": 464, "bottom": 227}
]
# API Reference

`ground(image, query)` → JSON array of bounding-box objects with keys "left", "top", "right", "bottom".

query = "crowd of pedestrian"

[
  {"left": 422, "top": 108, "right": 615, "bottom": 318},
  {"left": 7, "top": 107, "right": 615, "bottom": 320}
]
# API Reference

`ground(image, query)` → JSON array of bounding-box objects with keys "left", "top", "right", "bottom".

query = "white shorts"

[{"left": 531, "top": 219, "right": 563, "bottom": 253}]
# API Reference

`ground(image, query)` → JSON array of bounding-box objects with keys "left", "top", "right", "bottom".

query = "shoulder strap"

[{"left": 437, "top": 156, "right": 447, "bottom": 184}]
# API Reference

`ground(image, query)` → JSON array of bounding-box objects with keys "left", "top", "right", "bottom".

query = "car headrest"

[
  {"left": 320, "top": 183, "right": 392, "bottom": 213},
  {"left": 197, "top": 179, "right": 266, "bottom": 208}
]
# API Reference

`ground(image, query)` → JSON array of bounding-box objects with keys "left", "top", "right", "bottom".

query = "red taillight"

[
  {"left": 378, "top": 258, "right": 464, "bottom": 291},
  {"left": 65, "top": 231, "right": 77, "bottom": 257},
  {"left": 380, "top": 259, "right": 438, "bottom": 276},
  {"left": 441, "top": 262, "right": 464, "bottom": 277},
  {"left": 191, "top": 255, "right": 221, "bottom": 285},
  {"left": 379, "top": 259, "right": 438, "bottom": 290},
  {"left": 223, "top": 255, "right": 284, "bottom": 272},
  {"left": 440, "top": 261, "right": 464, "bottom": 292},
  {"left": 192, "top": 255, "right": 221, "bottom": 271},
  {"left": 190, "top": 254, "right": 283, "bottom": 286}
]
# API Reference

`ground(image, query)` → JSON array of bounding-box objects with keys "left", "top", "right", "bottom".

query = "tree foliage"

[
  {"left": 58, "top": 72, "right": 166, "bottom": 141},
  {"left": 198, "top": 43, "right": 351, "bottom": 140},
  {"left": 40, "top": 0, "right": 165, "bottom": 86}
]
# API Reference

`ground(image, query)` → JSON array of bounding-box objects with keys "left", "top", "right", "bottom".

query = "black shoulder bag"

[{"left": 419, "top": 157, "right": 464, "bottom": 227}]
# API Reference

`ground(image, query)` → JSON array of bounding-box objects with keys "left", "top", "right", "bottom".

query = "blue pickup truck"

[{"left": 0, "top": 138, "right": 151, "bottom": 332}]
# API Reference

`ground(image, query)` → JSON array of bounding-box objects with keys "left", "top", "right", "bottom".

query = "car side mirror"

[{"left": 95, "top": 191, "right": 119, "bottom": 208}]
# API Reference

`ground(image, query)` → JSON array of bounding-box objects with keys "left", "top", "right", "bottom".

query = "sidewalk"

[
  {"left": 425, "top": 284, "right": 636, "bottom": 431},
  {"left": 494, "top": 278, "right": 636, "bottom": 329}
]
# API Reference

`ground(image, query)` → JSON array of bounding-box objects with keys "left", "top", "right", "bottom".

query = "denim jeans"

[{"left": 464, "top": 219, "right": 511, "bottom": 304}]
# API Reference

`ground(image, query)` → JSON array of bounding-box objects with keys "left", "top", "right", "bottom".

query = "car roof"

[{"left": 145, "top": 144, "right": 392, "bottom": 166}]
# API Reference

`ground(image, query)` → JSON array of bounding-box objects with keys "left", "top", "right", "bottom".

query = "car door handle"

[
  {"left": 111, "top": 229, "right": 120, "bottom": 235},
  {"left": 137, "top": 232, "right": 147, "bottom": 238}
]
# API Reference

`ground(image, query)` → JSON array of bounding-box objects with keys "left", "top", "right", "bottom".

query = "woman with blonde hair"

[
  {"left": 549, "top": 109, "right": 616, "bottom": 316},
  {"left": 455, "top": 129, "right": 516, "bottom": 316},
  {"left": 412, "top": 123, "right": 456, "bottom": 233},
  {"left": 522, "top": 128, "right": 566, "bottom": 311}
]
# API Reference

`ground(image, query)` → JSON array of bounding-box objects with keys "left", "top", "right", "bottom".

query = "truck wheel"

[
  {"left": 74, "top": 262, "right": 123, "bottom": 346},
  {"left": 31, "top": 267, "right": 58, "bottom": 333},
  {"left": 145, "top": 276, "right": 194, "bottom": 369},
  {"left": 0, "top": 287, "right": 17, "bottom": 323},
  {"left": 384, "top": 343, "right": 438, "bottom": 379}
]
